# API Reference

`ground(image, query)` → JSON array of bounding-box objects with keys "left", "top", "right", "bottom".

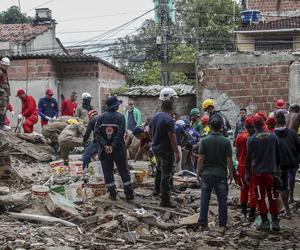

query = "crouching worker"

[
  {"left": 58, "top": 119, "right": 85, "bottom": 166},
  {"left": 82, "top": 110, "right": 99, "bottom": 173},
  {"left": 197, "top": 118, "right": 233, "bottom": 231},
  {"left": 132, "top": 126, "right": 151, "bottom": 161},
  {"left": 42, "top": 121, "right": 68, "bottom": 151},
  {"left": 94, "top": 96, "right": 134, "bottom": 201}
]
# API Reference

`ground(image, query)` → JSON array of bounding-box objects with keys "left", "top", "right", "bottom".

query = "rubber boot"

[
  {"left": 109, "top": 190, "right": 117, "bottom": 201},
  {"left": 160, "top": 199, "right": 177, "bottom": 208},
  {"left": 248, "top": 208, "right": 256, "bottom": 222},
  {"left": 257, "top": 215, "right": 270, "bottom": 231},
  {"left": 125, "top": 191, "right": 134, "bottom": 201},
  {"left": 271, "top": 215, "right": 280, "bottom": 232},
  {"left": 241, "top": 203, "right": 247, "bottom": 219}
]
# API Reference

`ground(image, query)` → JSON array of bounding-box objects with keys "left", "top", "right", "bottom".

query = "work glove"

[
  {"left": 45, "top": 116, "right": 52, "bottom": 121},
  {"left": 18, "top": 114, "right": 23, "bottom": 120},
  {"left": 10, "top": 110, "right": 15, "bottom": 117}
]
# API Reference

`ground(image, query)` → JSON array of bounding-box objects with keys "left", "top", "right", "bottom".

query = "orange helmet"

[{"left": 201, "top": 115, "right": 209, "bottom": 125}]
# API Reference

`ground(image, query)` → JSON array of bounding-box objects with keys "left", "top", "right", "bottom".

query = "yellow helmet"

[
  {"left": 202, "top": 99, "right": 214, "bottom": 110},
  {"left": 66, "top": 118, "right": 80, "bottom": 125}
]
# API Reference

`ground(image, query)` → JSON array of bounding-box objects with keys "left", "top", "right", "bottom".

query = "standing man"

[
  {"left": 234, "top": 108, "right": 247, "bottom": 139},
  {"left": 75, "top": 92, "right": 93, "bottom": 125},
  {"left": 61, "top": 92, "right": 77, "bottom": 116},
  {"left": 149, "top": 87, "right": 180, "bottom": 208},
  {"left": 38, "top": 88, "right": 59, "bottom": 127},
  {"left": 246, "top": 113, "right": 280, "bottom": 231},
  {"left": 190, "top": 108, "right": 202, "bottom": 133},
  {"left": 125, "top": 98, "right": 141, "bottom": 132},
  {"left": 202, "top": 99, "right": 231, "bottom": 137},
  {"left": 0, "top": 57, "right": 11, "bottom": 131},
  {"left": 16, "top": 89, "right": 38, "bottom": 133},
  {"left": 235, "top": 116, "right": 256, "bottom": 222},
  {"left": 274, "top": 112, "right": 300, "bottom": 218},
  {"left": 197, "top": 118, "right": 233, "bottom": 230},
  {"left": 94, "top": 96, "right": 134, "bottom": 201},
  {"left": 82, "top": 110, "right": 99, "bottom": 173}
]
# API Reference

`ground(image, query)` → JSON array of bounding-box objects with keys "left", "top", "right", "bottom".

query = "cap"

[
  {"left": 253, "top": 113, "right": 265, "bottom": 125},
  {"left": 46, "top": 88, "right": 54, "bottom": 96},
  {"left": 190, "top": 108, "right": 200, "bottom": 116},
  {"left": 133, "top": 126, "right": 145, "bottom": 136},
  {"left": 16, "top": 89, "right": 25, "bottom": 97},
  {"left": 275, "top": 99, "right": 285, "bottom": 109},
  {"left": 159, "top": 87, "right": 178, "bottom": 101},
  {"left": 245, "top": 115, "right": 254, "bottom": 127}
]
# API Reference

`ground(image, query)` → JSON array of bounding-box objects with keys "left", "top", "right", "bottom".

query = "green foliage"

[
  {"left": 109, "top": 0, "right": 241, "bottom": 85},
  {"left": 111, "top": 86, "right": 128, "bottom": 96},
  {"left": 0, "top": 6, "right": 32, "bottom": 24}
]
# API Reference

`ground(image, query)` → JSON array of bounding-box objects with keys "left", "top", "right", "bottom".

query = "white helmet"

[
  {"left": 175, "top": 120, "right": 185, "bottom": 127},
  {"left": 82, "top": 92, "right": 92, "bottom": 99},
  {"left": 1, "top": 57, "right": 10, "bottom": 66},
  {"left": 159, "top": 87, "right": 178, "bottom": 101}
]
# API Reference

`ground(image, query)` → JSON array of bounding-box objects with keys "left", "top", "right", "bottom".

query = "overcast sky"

[{"left": 1, "top": 0, "right": 155, "bottom": 45}]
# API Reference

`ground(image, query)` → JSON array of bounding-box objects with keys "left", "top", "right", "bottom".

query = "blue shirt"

[
  {"left": 38, "top": 97, "right": 59, "bottom": 121},
  {"left": 150, "top": 112, "right": 175, "bottom": 154},
  {"left": 186, "top": 127, "right": 200, "bottom": 145},
  {"left": 175, "top": 124, "right": 185, "bottom": 144}
]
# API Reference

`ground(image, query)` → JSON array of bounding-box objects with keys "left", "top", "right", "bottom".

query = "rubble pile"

[{"left": 0, "top": 150, "right": 299, "bottom": 249}]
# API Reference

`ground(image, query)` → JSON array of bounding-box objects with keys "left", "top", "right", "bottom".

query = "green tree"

[
  {"left": 109, "top": 0, "right": 240, "bottom": 85},
  {"left": 0, "top": 6, "right": 32, "bottom": 24}
]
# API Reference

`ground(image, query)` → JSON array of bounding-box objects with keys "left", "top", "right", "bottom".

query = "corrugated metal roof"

[
  {"left": 0, "top": 23, "right": 51, "bottom": 42},
  {"left": 123, "top": 84, "right": 195, "bottom": 96},
  {"left": 234, "top": 16, "right": 300, "bottom": 32}
]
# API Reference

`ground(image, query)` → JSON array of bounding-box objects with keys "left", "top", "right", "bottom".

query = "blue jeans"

[
  {"left": 82, "top": 142, "right": 99, "bottom": 169},
  {"left": 199, "top": 175, "right": 228, "bottom": 227}
]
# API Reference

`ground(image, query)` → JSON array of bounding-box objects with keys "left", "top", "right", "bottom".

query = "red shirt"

[
  {"left": 61, "top": 99, "right": 77, "bottom": 116},
  {"left": 235, "top": 130, "right": 250, "bottom": 167},
  {"left": 22, "top": 95, "right": 38, "bottom": 118}
]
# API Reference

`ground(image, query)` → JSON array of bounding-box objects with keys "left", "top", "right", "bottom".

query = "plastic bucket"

[{"left": 32, "top": 185, "right": 50, "bottom": 198}]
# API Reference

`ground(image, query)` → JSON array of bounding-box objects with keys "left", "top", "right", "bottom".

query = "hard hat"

[
  {"left": 275, "top": 99, "right": 285, "bottom": 109},
  {"left": 245, "top": 115, "right": 254, "bottom": 127},
  {"left": 202, "top": 99, "right": 214, "bottom": 110},
  {"left": 46, "top": 88, "right": 54, "bottom": 96},
  {"left": 256, "top": 111, "right": 267, "bottom": 121},
  {"left": 66, "top": 118, "right": 80, "bottom": 125},
  {"left": 190, "top": 108, "right": 200, "bottom": 116},
  {"left": 82, "top": 92, "right": 92, "bottom": 99},
  {"left": 201, "top": 115, "right": 209, "bottom": 124},
  {"left": 1, "top": 57, "right": 10, "bottom": 66},
  {"left": 159, "top": 87, "right": 178, "bottom": 101},
  {"left": 253, "top": 113, "right": 264, "bottom": 125},
  {"left": 88, "top": 110, "right": 98, "bottom": 120},
  {"left": 15, "top": 89, "right": 25, "bottom": 97},
  {"left": 175, "top": 119, "right": 185, "bottom": 127}
]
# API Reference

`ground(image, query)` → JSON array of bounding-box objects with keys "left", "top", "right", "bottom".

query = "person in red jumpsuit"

[
  {"left": 4, "top": 102, "right": 14, "bottom": 126},
  {"left": 16, "top": 89, "right": 38, "bottom": 133},
  {"left": 235, "top": 115, "right": 257, "bottom": 222},
  {"left": 61, "top": 92, "right": 77, "bottom": 116}
]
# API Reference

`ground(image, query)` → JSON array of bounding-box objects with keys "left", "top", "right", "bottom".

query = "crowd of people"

[{"left": 1, "top": 56, "right": 300, "bottom": 232}]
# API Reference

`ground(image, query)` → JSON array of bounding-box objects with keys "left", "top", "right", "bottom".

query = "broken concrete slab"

[
  {"left": 179, "top": 213, "right": 199, "bottom": 226},
  {"left": 0, "top": 192, "right": 30, "bottom": 206}
]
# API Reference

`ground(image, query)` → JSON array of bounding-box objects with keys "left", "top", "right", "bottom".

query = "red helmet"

[
  {"left": 275, "top": 99, "right": 285, "bottom": 109},
  {"left": 46, "top": 88, "right": 54, "bottom": 96},
  {"left": 201, "top": 115, "right": 209, "bottom": 125},
  {"left": 256, "top": 111, "right": 267, "bottom": 121},
  {"left": 15, "top": 89, "right": 25, "bottom": 97},
  {"left": 266, "top": 117, "right": 276, "bottom": 127},
  {"left": 88, "top": 110, "right": 98, "bottom": 120},
  {"left": 245, "top": 115, "right": 254, "bottom": 127},
  {"left": 253, "top": 113, "right": 265, "bottom": 125}
]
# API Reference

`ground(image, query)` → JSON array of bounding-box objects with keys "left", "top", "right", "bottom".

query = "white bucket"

[
  {"left": 88, "top": 161, "right": 104, "bottom": 178},
  {"left": 64, "top": 182, "right": 84, "bottom": 203},
  {"left": 32, "top": 185, "right": 50, "bottom": 198}
]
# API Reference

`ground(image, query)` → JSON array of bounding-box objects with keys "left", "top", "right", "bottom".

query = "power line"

[
  {"left": 56, "top": 28, "right": 136, "bottom": 34},
  {"left": 25, "top": 0, "right": 55, "bottom": 12}
]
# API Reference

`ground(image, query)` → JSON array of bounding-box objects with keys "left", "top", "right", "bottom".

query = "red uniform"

[
  {"left": 61, "top": 99, "right": 77, "bottom": 116},
  {"left": 4, "top": 103, "right": 13, "bottom": 125},
  {"left": 21, "top": 95, "right": 38, "bottom": 133},
  {"left": 235, "top": 130, "right": 256, "bottom": 209}
]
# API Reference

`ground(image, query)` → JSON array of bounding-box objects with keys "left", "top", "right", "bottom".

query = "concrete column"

[{"left": 289, "top": 61, "right": 300, "bottom": 105}]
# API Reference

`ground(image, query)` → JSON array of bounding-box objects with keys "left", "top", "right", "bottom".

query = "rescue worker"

[
  {"left": 132, "top": 126, "right": 151, "bottom": 162},
  {"left": 274, "top": 113, "right": 300, "bottom": 218},
  {"left": 16, "top": 89, "right": 38, "bottom": 133},
  {"left": 235, "top": 116, "right": 256, "bottom": 222},
  {"left": 270, "top": 99, "right": 289, "bottom": 117},
  {"left": 190, "top": 108, "right": 202, "bottom": 133},
  {"left": 38, "top": 88, "right": 59, "bottom": 127},
  {"left": 234, "top": 108, "right": 247, "bottom": 139},
  {"left": 125, "top": 98, "right": 142, "bottom": 132},
  {"left": 42, "top": 121, "right": 68, "bottom": 152},
  {"left": 149, "top": 87, "right": 180, "bottom": 208},
  {"left": 58, "top": 118, "right": 85, "bottom": 166},
  {"left": 200, "top": 115, "right": 210, "bottom": 137},
  {"left": 202, "top": 99, "right": 231, "bottom": 137},
  {"left": 82, "top": 110, "right": 99, "bottom": 172},
  {"left": 246, "top": 113, "right": 280, "bottom": 231},
  {"left": 125, "top": 129, "right": 141, "bottom": 160},
  {"left": 61, "top": 92, "right": 77, "bottom": 116},
  {"left": 266, "top": 116, "right": 276, "bottom": 133},
  {"left": 94, "top": 96, "right": 134, "bottom": 201},
  {"left": 0, "top": 57, "right": 11, "bottom": 131},
  {"left": 75, "top": 92, "right": 93, "bottom": 125}
]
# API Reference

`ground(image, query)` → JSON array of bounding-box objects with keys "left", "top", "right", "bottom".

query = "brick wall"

[
  {"left": 201, "top": 62, "right": 290, "bottom": 113},
  {"left": 98, "top": 63, "right": 125, "bottom": 81},
  {"left": 58, "top": 61, "right": 99, "bottom": 78},
  {"left": 8, "top": 58, "right": 56, "bottom": 80},
  {"left": 247, "top": 0, "right": 300, "bottom": 12}
]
